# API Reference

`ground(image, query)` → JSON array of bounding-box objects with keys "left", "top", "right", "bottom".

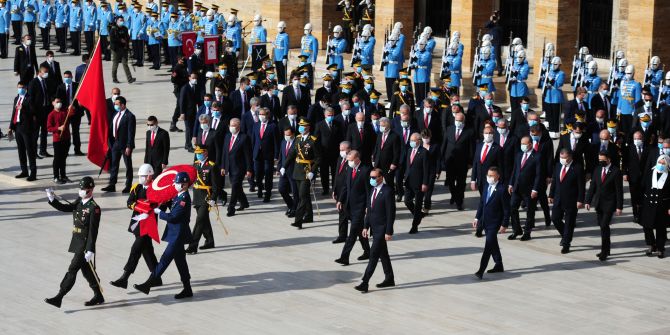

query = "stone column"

[
  {"left": 374, "top": 0, "right": 415, "bottom": 60},
  {"left": 450, "top": 0, "right": 494, "bottom": 72},
  {"left": 531, "top": 0, "right": 579, "bottom": 85}
]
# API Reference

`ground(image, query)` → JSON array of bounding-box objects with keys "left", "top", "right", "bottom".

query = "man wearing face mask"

[
  {"left": 46, "top": 97, "right": 72, "bottom": 184},
  {"left": 220, "top": 118, "right": 253, "bottom": 217},
  {"left": 474, "top": 92, "right": 501, "bottom": 137},
  {"left": 346, "top": 111, "right": 375, "bottom": 166},
  {"left": 543, "top": 56, "right": 565, "bottom": 139},
  {"left": 336, "top": 149, "right": 373, "bottom": 265},
  {"left": 109, "top": 164, "right": 160, "bottom": 290},
  {"left": 473, "top": 166, "right": 509, "bottom": 280},
  {"left": 252, "top": 107, "right": 280, "bottom": 202},
  {"left": 146, "top": 11, "right": 164, "bottom": 70},
  {"left": 188, "top": 44, "right": 206, "bottom": 91},
  {"left": 315, "top": 107, "right": 343, "bottom": 195},
  {"left": 45, "top": 177, "right": 104, "bottom": 308},
  {"left": 185, "top": 146, "right": 218, "bottom": 254},
  {"left": 281, "top": 73, "right": 311, "bottom": 117},
  {"left": 315, "top": 73, "right": 337, "bottom": 109},
  {"left": 209, "top": 64, "right": 230, "bottom": 97},
  {"left": 471, "top": 126, "right": 502, "bottom": 236},
  {"left": 260, "top": 82, "right": 281, "bottom": 121},
  {"left": 639, "top": 155, "right": 670, "bottom": 258},
  {"left": 14, "top": 35, "right": 38, "bottom": 84},
  {"left": 549, "top": 149, "right": 585, "bottom": 254},
  {"left": 566, "top": 87, "right": 591, "bottom": 124},
  {"left": 416, "top": 98, "right": 443, "bottom": 147},
  {"left": 585, "top": 151, "right": 624, "bottom": 261},
  {"left": 555, "top": 122, "right": 589, "bottom": 174},
  {"left": 528, "top": 124, "right": 554, "bottom": 226},
  {"left": 590, "top": 83, "right": 612, "bottom": 120},
  {"left": 279, "top": 105, "right": 299, "bottom": 134},
  {"left": 9, "top": 82, "right": 38, "bottom": 180},
  {"left": 372, "top": 117, "right": 400, "bottom": 191},
  {"left": 510, "top": 97, "right": 534, "bottom": 138},
  {"left": 143, "top": 116, "right": 169, "bottom": 176},
  {"left": 494, "top": 118, "right": 519, "bottom": 185},
  {"left": 634, "top": 90, "right": 658, "bottom": 129},
  {"left": 278, "top": 127, "right": 298, "bottom": 218},
  {"left": 179, "top": 73, "right": 201, "bottom": 152},
  {"left": 331, "top": 141, "right": 351, "bottom": 243},
  {"left": 273, "top": 21, "right": 289, "bottom": 84},
  {"left": 507, "top": 136, "right": 541, "bottom": 240},
  {"left": 403, "top": 133, "right": 430, "bottom": 234},
  {"left": 27, "top": 64, "right": 54, "bottom": 158},
  {"left": 392, "top": 104, "right": 417, "bottom": 202},
  {"left": 194, "top": 113, "right": 218, "bottom": 163},
  {"left": 102, "top": 96, "right": 136, "bottom": 193},
  {"left": 587, "top": 109, "right": 607, "bottom": 143},
  {"left": 622, "top": 131, "right": 649, "bottom": 223},
  {"left": 41, "top": 51, "right": 62, "bottom": 91},
  {"left": 68, "top": 0, "right": 83, "bottom": 56},
  {"left": 109, "top": 16, "right": 136, "bottom": 84},
  {"left": 389, "top": 78, "right": 415, "bottom": 117},
  {"left": 441, "top": 111, "right": 474, "bottom": 210},
  {"left": 307, "top": 93, "right": 330, "bottom": 126},
  {"left": 588, "top": 129, "right": 620, "bottom": 177},
  {"left": 192, "top": 93, "right": 213, "bottom": 136},
  {"left": 630, "top": 113, "right": 657, "bottom": 146}
]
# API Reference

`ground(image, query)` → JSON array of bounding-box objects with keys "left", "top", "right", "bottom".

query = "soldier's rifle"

[
  {"left": 569, "top": 41, "right": 579, "bottom": 86},
  {"left": 379, "top": 24, "right": 390, "bottom": 71},
  {"left": 644, "top": 48, "right": 652, "bottom": 87},
  {"left": 439, "top": 27, "right": 450, "bottom": 77},
  {"left": 326, "top": 22, "right": 333, "bottom": 65},
  {"left": 472, "top": 29, "right": 481, "bottom": 84},
  {"left": 349, "top": 25, "right": 361, "bottom": 67},
  {"left": 537, "top": 37, "right": 547, "bottom": 88},
  {"left": 407, "top": 24, "right": 420, "bottom": 76},
  {"left": 541, "top": 63, "right": 551, "bottom": 96},
  {"left": 503, "top": 31, "right": 513, "bottom": 81},
  {"left": 606, "top": 49, "right": 616, "bottom": 90},
  {"left": 657, "top": 64, "right": 666, "bottom": 108}
]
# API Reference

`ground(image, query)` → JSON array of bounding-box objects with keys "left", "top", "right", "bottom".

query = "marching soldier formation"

[{"left": 0, "top": 1, "right": 667, "bottom": 305}]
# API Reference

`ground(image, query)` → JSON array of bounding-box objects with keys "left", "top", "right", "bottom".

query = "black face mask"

[{"left": 599, "top": 160, "right": 608, "bottom": 167}]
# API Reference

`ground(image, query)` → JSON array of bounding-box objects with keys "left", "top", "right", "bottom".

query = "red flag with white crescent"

[
  {"left": 182, "top": 32, "right": 197, "bottom": 58},
  {"left": 146, "top": 165, "right": 197, "bottom": 204}
]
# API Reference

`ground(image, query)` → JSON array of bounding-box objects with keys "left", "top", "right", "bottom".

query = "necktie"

[
  {"left": 151, "top": 131, "right": 156, "bottom": 146},
  {"left": 403, "top": 128, "right": 408, "bottom": 143},
  {"left": 410, "top": 148, "right": 417, "bottom": 164},
  {"left": 66, "top": 84, "right": 71, "bottom": 104},
  {"left": 560, "top": 165, "right": 567, "bottom": 182},
  {"left": 578, "top": 102, "right": 584, "bottom": 111},
  {"left": 14, "top": 97, "right": 23, "bottom": 124},
  {"left": 521, "top": 152, "right": 528, "bottom": 168},
  {"left": 114, "top": 112, "right": 122, "bottom": 138},
  {"left": 291, "top": 120, "right": 295, "bottom": 129},
  {"left": 601, "top": 168, "right": 606, "bottom": 182},
  {"left": 480, "top": 144, "right": 489, "bottom": 163},
  {"left": 488, "top": 107, "right": 492, "bottom": 116},
  {"left": 295, "top": 87, "right": 300, "bottom": 100},
  {"left": 352, "top": 168, "right": 357, "bottom": 179},
  {"left": 338, "top": 159, "right": 345, "bottom": 173},
  {"left": 202, "top": 130, "right": 207, "bottom": 144},
  {"left": 571, "top": 138, "right": 576, "bottom": 151},
  {"left": 260, "top": 123, "right": 266, "bottom": 139},
  {"left": 486, "top": 185, "right": 493, "bottom": 203},
  {"left": 241, "top": 91, "right": 245, "bottom": 107},
  {"left": 638, "top": 146, "right": 642, "bottom": 159},
  {"left": 371, "top": 187, "right": 378, "bottom": 208},
  {"left": 229, "top": 135, "right": 235, "bottom": 151},
  {"left": 381, "top": 133, "right": 387, "bottom": 149},
  {"left": 424, "top": 114, "right": 429, "bottom": 128},
  {"left": 359, "top": 128, "right": 363, "bottom": 140},
  {"left": 533, "top": 142, "right": 539, "bottom": 152},
  {"left": 285, "top": 141, "right": 290, "bottom": 156},
  {"left": 40, "top": 79, "right": 47, "bottom": 105},
  {"left": 455, "top": 128, "right": 460, "bottom": 141},
  {"left": 212, "top": 118, "right": 218, "bottom": 130},
  {"left": 500, "top": 135, "right": 505, "bottom": 148}
]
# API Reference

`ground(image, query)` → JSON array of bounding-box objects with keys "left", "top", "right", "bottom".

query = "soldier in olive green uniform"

[
  {"left": 186, "top": 146, "right": 218, "bottom": 254},
  {"left": 282, "top": 118, "right": 321, "bottom": 229},
  {"left": 45, "top": 177, "right": 104, "bottom": 308}
]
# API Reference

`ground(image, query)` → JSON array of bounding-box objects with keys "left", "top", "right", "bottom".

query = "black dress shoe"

[
  {"left": 101, "top": 185, "right": 116, "bottom": 192},
  {"left": 257, "top": 191, "right": 263, "bottom": 198},
  {"left": 174, "top": 286, "right": 193, "bottom": 299},
  {"left": 475, "top": 231, "right": 483, "bottom": 238},
  {"left": 185, "top": 246, "right": 198, "bottom": 254},
  {"left": 520, "top": 234, "right": 531, "bottom": 241},
  {"left": 474, "top": 272, "right": 483, "bottom": 280},
  {"left": 395, "top": 194, "right": 403, "bottom": 202},
  {"left": 332, "top": 237, "right": 346, "bottom": 244},
  {"left": 128, "top": 77, "right": 136, "bottom": 83},
  {"left": 15, "top": 172, "right": 28, "bottom": 178},
  {"left": 287, "top": 210, "right": 296, "bottom": 218},
  {"left": 376, "top": 278, "right": 395, "bottom": 288},
  {"left": 41, "top": 151, "right": 53, "bottom": 157},
  {"left": 36, "top": 153, "right": 43, "bottom": 159},
  {"left": 84, "top": 294, "right": 105, "bottom": 306},
  {"left": 561, "top": 245, "right": 570, "bottom": 254},
  {"left": 457, "top": 204, "right": 464, "bottom": 211},
  {"left": 334, "top": 258, "right": 349, "bottom": 265},
  {"left": 226, "top": 211, "right": 235, "bottom": 217},
  {"left": 169, "top": 126, "right": 183, "bottom": 132},
  {"left": 357, "top": 253, "right": 369, "bottom": 261},
  {"left": 408, "top": 226, "right": 418, "bottom": 234},
  {"left": 45, "top": 296, "right": 63, "bottom": 308},
  {"left": 221, "top": 191, "right": 228, "bottom": 206},
  {"left": 121, "top": 187, "right": 131, "bottom": 194},
  {"left": 354, "top": 282, "right": 369, "bottom": 293},
  {"left": 263, "top": 197, "right": 271, "bottom": 203},
  {"left": 26, "top": 175, "right": 37, "bottom": 181},
  {"left": 658, "top": 251, "right": 665, "bottom": 259},
  {"left": 113, "top": 79, "right": 120, "bottom": 83},
  {"left": 110, "top": 277, "right": 128, "bottom": 289},
  {"left": 487, "top": 266, "right": 504, "bottom": 273},
  {"left": 597, "top": 252, "right": 608, "bottom": 261},
  {"left": 646, "top": 246, "right": 657, "bottom": 256},
  {"left": 134, "top": 278, "right": 155, "bottom": 295},
  {"left": 199, "top": 244, "right": 215, "bottom": 250},
  {"left": 507, "top": 233, "right": 520, "bottom": 240},
  {"left": 291, "top": 222, "right": 303, "bottom": 229},
  {"left": 74, "top": 151, "right": 85, "bottom": 156},
  {"left": 303, "top": 218, "right": 313, "bottom": 223}
]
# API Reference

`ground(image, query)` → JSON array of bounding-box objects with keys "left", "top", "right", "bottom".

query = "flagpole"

[{"left": 60, "top": 37, "right": 102, "bottom": 135}]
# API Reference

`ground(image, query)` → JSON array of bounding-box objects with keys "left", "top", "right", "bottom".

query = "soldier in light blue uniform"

[
  {"left": 0, "top": 1, "right": 10, "bottom": 58},
  {"left": 113, "top": 0, "right": 125, "bottom": 15},
  {"left": 166, "top": 12, "right": 181, "bottom": 68},
  {"left": 248, "top": 13, "right": 266, "bottom": 57},
  {"left": 300, "top": 22, "right": 318, "bottom": 65},
  {"left": 145, "top": 0, "right": 157, "bottom": 13},
  {"left": 146, "top": 11, "right": 162, "bottom": 69},
  {"left": 645, "top": 56, "right": 663, "bottom": 102},
  {"left": 54, "top": 0, "right": 67, "bottom": 52},
  {"left": 584, "top": 61, "right": 602, "bottom": 109},
  {"left": 452, "top": 31, "right": 464, "bottom": 57},
  {"left": 38, "top": 0, "right": 54, "bottom": 50},
  {"left": 475, "top": 45, "right": 496, "bottom": 94},
  {"left": 274, "top": 20, "right": 288, "bottom": 84},
  {"left": 224, "top": 13, "right": 240, "bottom": 54},
  {"left": 68, "top": 0, "right": 82, "bottom": 55},
  {"left": 421, "top": 26, "right": 436, "bottom": 54},
  {"left": 411, "top": 36, "right": 432, "bottom": 104},
  {"left": 327, "top": 24, "right": 347, "bottom": 70},
  {"left": 159, "top": 1, "right": 173, "bottom": 65},
  {"left": 509, "top": 49, "right": 529, "bottom": 111},
  {"left": 82, "top": 0, "right": 96, "bottom": 53},
  {"left": 383, "top": 29, "right": 403, "bottom": 101},
  {"left": 616, "top": 64, "right": 641, "bottom": 135},
  {"left": 197, "top": 10, "right": 217, "bottom": 44},
  {"left": 359, "top": 27, "right": 374, "bottom": 66},
  {"left": 609, "top": 58, "right": 627, "bottom": 112},
  {"left": 9, "top": 0, "right": 24, "bottom": 44},
  {"left": 441, "top": 41, "right": 462, "bottom": 93},
  {"left": 177, "top": 4, "right": 192, "bottom": 31},
  {"left": 543, "top": 56, "right": 565, "bottom": 137},
  {"left": 392, "top": 22, "right": 405, "bottom": 63},
  {"left": 659, "top": 72, "right": 670, "bottom": 108},
  {"left": 24, "top": 0, "right": 37, "bottom": 39},
  {"left": 129, "top": 4, "right": 145, "bottom": 66},
  {"left": 97, "top": 2, "right": 112, "bottom": 60}
]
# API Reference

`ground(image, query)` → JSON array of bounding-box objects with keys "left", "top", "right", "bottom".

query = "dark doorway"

[
  {"left": 499, "top": 0, "right": 528, "bottom": 45},
  {"left": 579, "top": 0, "right": 613, "bottom": 58},
  {"left": 414, "top": 0, "right": 452, "bottom": 37}
]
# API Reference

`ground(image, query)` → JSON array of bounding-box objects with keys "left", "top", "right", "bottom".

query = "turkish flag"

[
  {"left": 204, "top": 35, "right": 219, "bottom": 64},
  {"left": 182, "top": 31, "right": 197, "bottom": 58},
  {"left": 75, "top": 38, "right": 109, "bottom": 171},
  {"left": 134, "top": 200, "right": 160, "bottom": 243},
  {"left": 146, "top": 165, "right": 197, "bottom": 204}
]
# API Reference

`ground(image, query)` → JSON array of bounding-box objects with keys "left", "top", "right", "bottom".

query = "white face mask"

[
  {"left": 483, "top": 134, "right": 493, "bottom": 143},
  {"left": 454, "top": 121, "right": 464, "bottom": 128},
  {"left": 644, "top": 100, "right": 652, "bottom": 107},
  {"left": 41, "top": 72, "right": 49, "bottom": 79},
  {"left": 229, "top": 126, "right": 238, "bottom": 134},
  {"left": 497, "top": 127, "right": 508, "bottom": 136},
  {"left": 25, "top": 39, "right": 32, "bottom": 46},
  {"left": 486, "top": 176, "right": 496, "bottom": 185},
  {"left": 292, "top": 80, "right": 299, "bottom": 88},
  {"left": 596, "top": 117, "right": 604, "bottom": 123},
  {"left": 111, "top": 94, "right": 119, "bottom": 101},
  {"left": 340, "top": 150, "right": 347, "bottom": 158},
  {"left": 200, "top": 123, "right": 209, "bottom": 130},
  {"left": 324, "top": 81, "right": 331, "bottom": 88},
  {"left": 422, "top": 138, "right": 430, "bottom": 145},
  {"left": 633, "top": 139, "right": 643, "bottom": 147},
  {"left": 288, "top": 114, "right": 297, "bottom": 120},
  {"left": 174, "top": 183, "right": 183, "bottom": 192},
  {"left": 148, "top": 125, "right": 157, "bottom": 132},
  {"left": 139, "top": 176, "right": 148, "bottom": 185},
  {"left": 424, "top": 107, "right": 432, "bottom": 114},
  {"left": 259, "top": 115, "right": 267, "bottom": 122},
  {"left": 357, "top": 121, "right": 364, "bottom": 128},
  {"left": 573, "top": 132, "right": 582, "bottom": 139},
  {"left": 347, "top": 160, "right": 356, "bottom": 168},
  {"left": 78, "top": 189, "right": 89, "bottom": 198},
  {"left": 342, "top": 109, "right": 350, "bottom": 116},
  {"left": 284, "top": 135, "right": 292, "bottom": 142},
  {"left": 560, "top": 158, "right": 568, "bottom": 166},
  {"left": 194, "top": 49, "right": 202, "bottom": 56},
  {"left": 190, "top": 79, "right": 197, "bottom": 85},
  {"left": 54, "top": 102, "right": 63, "bottom": 110}
]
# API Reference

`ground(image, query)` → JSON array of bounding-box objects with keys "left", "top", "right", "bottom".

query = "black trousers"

[
  {"left": 337, "top": 207, "right": 349, "bottom": 239},
  {"left": 109, "top": 149, "right": 133, "bottom": 189},
  {"left": 149, "top": 43, "right": 160, "bottom": 68},
  {"left": 510, "top": 192, "right": 537, "bottom": 234},
  {"left": 172, "top": 91, "right": 181, "bottom": 125},
  {"left": 52, "top": 140, "right": 70, "bottom": 179},
  {"left": 644, "top": 225, "right": 667, "bottom": 252},
  {"left": 84, "top": 31, "right": 94, "bottom": 54},
  {"left": 123, "top": 234, "right": 158, "bottom": 274},
  {"left": 545, "top": 102, "right": 561, "bottom": 132},
  {"left": 168, "top": 46, "right": 180, "bottom": 69},
  {"left": 445, "top": 163, "right": 467, "bottom": 206},
  {"left": 161, "top": 39, "right": 170, "bottom": 64},
  {"left": 57, "top": 252, "right": 100, "bottom": 297},
  {"left": 629, "top": 180, "right": 642, "bottom": 220},
  {"left": 70, "top": 31, "right": 80, "bottom": 55},
  {"left": 619, "top": 114, "right": 633, "bottom": 136},
  {"left": 70, "top": 114, "right": 83, "bottom": 153},
  {"left": 361, "top": 233, "right": 393, "bottom": 283},
  {"left": 278, "top": 174, "right": 297, "bottom": 210},
  {"left": 394, "top": 166, "right": 406, "bottom": 197},
  {"left": 100, "top": 35, "right": 110, "bottom": 60},
  {"left": 56, "top": 27, "right": 67, "bottom": 52},
  {"left": 385, "top": 77, "right": 396, "bottom": 102},
  {"left": 254, "top": 159, "right": 274, "bottom": 197},
  {"left": 404, "top": 186, "right": 425, "bottom": 228},
  {"left": 274, "top": 60, "right": 286, "bottom": 85},
  {"left": 190, "top": 205, "right": 214, "bottom": 248},
  {"left": 340, "top": 211, "right": 370, "bottom": 260},
  {"left": 536, "top": 186, "right": 552, "bottom": 224},
  {"left": 552, "top": 206, "right": 577, "bottom": 246},
  {"left": 319, "top": 156, "right": 336, "bottom": 192},
  {"left": 423, "top": 175, "right": 436, "bottom": 210},
  {"left": 596, "top": 208, "right": 613, "bottom": 254},
  {"left": 35, "top": 108, "right": 49, "bottom": 153},
  {"left": 132, "top": 39, "right": 143, "bottom": 65},
  {"left": 414, "top": 82, "right": 428, "bottom": 106},
  {"left": 26, "top": 22, "right": 35, "bottom": 40},
  {"left": 40, "top": 26, "right": 51, "bottom": 49},
  {"left": 295, "top": 179, "right": 313, "bottom": 223},
  {"left": 478, "top": 226, "right": 503, "bottom": 273},
  {"left": 184, "top": 114, "right": 195, "bottom": 148},
  {"left": 0, "top": 33, "right": 7, "bottom": 58},
  {"left": 228, "top": 176, "right": 249, "bottom": 212},
  {"left": 15, "top": 125, "right": 37, "bottom": 176},
  {"left": 12, "top": 20, "right": 22, "bottom": 44},
  {"left": 510, "top": 96, "right": 523, "bottom": 111}
]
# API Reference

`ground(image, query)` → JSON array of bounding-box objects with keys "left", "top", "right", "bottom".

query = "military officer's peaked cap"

[
  {"left": 398, "top": 78, "right": 411, "bottom": 86},
  {"left": 370, "top": 90, "right": 381, "bottom": 99},
  {"left": 79, "top": 176, "right": 95, "bottom": 189},
  {"left": 606, "top": 120, "right": 618, "bottom": 128},
  {"left": 326, "top": 63, "right": 338, "bottom": 71},
  {"left": 298, "top": 118, "right": 310, "bottom": 127},
  {"left": 194, "top": 146, "right": 207, "bottom": 154}
]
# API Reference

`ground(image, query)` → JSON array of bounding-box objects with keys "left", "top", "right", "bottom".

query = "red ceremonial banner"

[
  {"left": 134, "top": 200, "right": 160, "bottom": 243},
  {"left": 204, "top": 35, "right": 219, "bottom": 64},
  {"left": 182, "top": 32, "right": 197, "bottom": 58},
  {"left": 146, "top": 165, "right": 197, "bottom": 204}
]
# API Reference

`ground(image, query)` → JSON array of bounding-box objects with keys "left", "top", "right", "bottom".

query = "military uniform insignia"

[{"left": 180, "top": 201, "right": 186, "bottom": 207}]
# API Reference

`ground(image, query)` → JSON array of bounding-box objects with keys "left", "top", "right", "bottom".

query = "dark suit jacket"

[
  {"left": 315, "top": 86, "right": 337, "bottom": 107},
  {"left": 307, "top": 103, "right": 326, "bottom": 126},
  {"left": 565, "top": 99, "right": 590, "bottom": 123},
  {"left": 475, "top": 182, "right": 510, "bottom": 229},
  {"left": 314, "top": 119, "right": 343, "bottom": 161},
  {"left": 333, "top": 156, "right": 348, "bottom": 200},
  {"left": 622, "top": 144, "right": 649, "bottom": 184},
  {"left": 364, "top": 184, "right": 396, "bottom": 237},
  {"left": 260, "top": 93, "right": 282, "bottom": 122},
  {"left": 27, "top": 77, "right": 53, "bottom": 113},
  {"left": 549, "top": 163, "right": 585, "bottom": 210},
  {"left": 471, "top": 141, "right": 502, "bottom": 191},
  {"left": 554, "top": 133, "right": 590, "bottom": 172},
  {"left": 108, "top": 109, "right": 136, "bottom": 150},
  {"left": 241, "top": 112, "right": 259, "bottom": 135},
  {"left": 252, "top": 121, "right": 280, "bottom": 161},
  {"left": 333, "top": 113, "right": 354, "bottom": 135},
  {"left": 474, "top": 104, "right": 502, "bottom": 137},
  {"left": 404, "top": 146, "right": 430, "bottom": 189},
  {"left": 339, "top": 164, "right": 371, "bottom": 216},
  {"left": 179, "top": 84, "right": 200, "bottom": 117},
  {"left": 221, "top": 132, "right": 253, "bottom": 179},
  {"left": 230, "top": 89, "right": 252, "bottom": 120},
  {"left": 586, "top": 165, "right": 624, "bottom": 212},
  {"left": 346, "top": 122, "right": 376, "bottom": 165},
  {"left": 9, "top": 95, "right": 35, "bottom": 131},
  {"left": 509, "top": 150, "right": 541, "bottom": 194},
  {"left": 372, "top": 131, "right": 401, "bottom": 171},
  {"left": 415, "top": 109, "right": 444, "bottom": 146},
  {"left": 281, "top": 85, "right": 311, "bottom": 117},
  {"left": 278, "top": 138, "right": 297, "bottom": 181},
  {"left": 587, "top": 141, "right": 620, "bottom": 177},
  {"left": 441, "top": 125, "right": 475, "bottom": 172},
  {"left": 55, "top": 82, "right": 78, "bottom": 106},
  {"left": 278, "top": 116, "right": 298, "bottom": 134},
  {"left": 14, "top": 44, "right": 38, "bottom": 82},
  {"left": 494, "top": 132, "right": 519, "bottom": 183},
  {"left": 144, "top": 127, "right": 170, "bottom": 168},
  {"left": 590, "top": 93, "right": 614, "bottom": 120},
  {"left": 194, "top": 127, "right": 219, "bottom": 162},
  {"left": 40, "top": 60, "right": 62, "bottom": 94}
]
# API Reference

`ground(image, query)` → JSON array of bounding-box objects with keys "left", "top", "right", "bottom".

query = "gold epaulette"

[{"left": 309, "top": 135, "right": 317, "bottom": 141}]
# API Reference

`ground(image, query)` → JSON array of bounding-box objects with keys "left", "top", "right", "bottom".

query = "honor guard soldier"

[
  {"left": 616, "top": 64, "right": 642, "bottom": 135},
  {"left": 336, "top": 0, "right": 355, "bottom": 52},
  {"left": 359, "top": 26, "right": 375, "bottom": 66},
  {"left": 543, "top": 56, "right": 565, "bottom": 138},
  {"left": 369, "top": 90, "right": 386, "bottom": 116},
  {"left": 248, "top": 13, "right": 267, "bottom": 56},
  {"left": 98, "top": 3, "right": 113, "bottom": 61},
  {"left": 609, "top": 58, "right": 627, "bottom": 111},
  {"left": 129, "top": 3, "right": 146, "bottom": 67},
  {"left": 9, "top": 0, "right": 24, "bottom": 44},
  {"left": 274, "top": 21, "right": 289, "bottom": 84},
  {"left": 23, "top": 0, "right": 36, "bottom": 39},
  {"left": 475, "top": 45, "right": 496, "bottom": 96},
  {"left": 421, "top": 26, "right": 436, "bottom": 53},
  {"left": 146, "top": 0, "right": 158, "bottom": 13},
  {"left": 383, "top": 29, "right": 403, "bottom": 101},
  {"left": 571, "top": 46, "right": 590, "bottom": 89},
  {"left": 0, "top": 0, "right": 10, "bottom": 58},
  {"left": 509, "top": 49, "right": 529, "bottom": 111},
  {"left": 451, "top": 31, "right": 464, "bottom": 57},
  {"left": 282, "top": 118, "right": 321, "bottom": 229},
  {"left": 225, "top": 13, "right": 241, "bottom": 55},
  {"left": 82, "top": 0, "right": 96, "bottom": 53},
  {"left": 442, "top": 41, "right": 462, "bottom": 95},
  {"left": 300, "top": 23, "right": 318, "bottom": 67},
  {"left": 411, "top": 36, "right": 432, "bottom": 105},
  {"left": 37, "top": 0, "right": 54, "bottom": 50},
  {"left": 584, "top": 61, "right": 602, "bottom": 109},
  {"left": 44, "top": 177, "right": 104, "bottom": 308},
  {"left": 159, "top": 1, "right": 173, "bottom": 64},
  {"left": 326, "top": 63, "right": 341, "bottom": 88},
  {"left": 109, "top": 164, "right": 160, "bottom": 290},
  {"left": 186, "top": 146, "right": 218, "bottom": 254},
  {"left": 146, "top": 11, "right": 163, "bottom": 69},
  {"left": 199, "top": 10, "right": 218, "bottom": 44},
  {"left": 68, "top": 0, "right": 82, "bottom": 55},
  {"left": 296, "top": 54, "right": 313, "bottom": 90},
  {"left": 178, "top": 4, "right": 193, "bottom": 31},
  {"left": 390, "top": 78, "right": 415, "bottom": 116},
  {"left": 134, "top": 171, "right": 194, "bottom": 299},
  {"left": 328, "top": 25, "right": 347, "bottom": 71},
  {"left": 167, "top": 12, "right": 182, "bottom": 68},
  {"left": 645, "top": 56, "right": 663, "bottom": 102},
  {"left": 659, "top": 72, "right": 670, "bottom": 108}
]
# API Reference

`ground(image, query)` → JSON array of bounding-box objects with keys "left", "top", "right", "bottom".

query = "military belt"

[
  {"left": 417, "top": 66, "right": 428, "bottom": 69},
  {"left": 452, "top": 71, "right": 460, "bottom": 74},
  {"left": 389, "top": 61, "right": 399, "bottom": 64},
  {"left": 194, "top": 185, "right": 212, "bottom": 190},
  {"left": 482, "top": 75, "right": 492, "bottom": 79},
  {"left": 296, "top": 158, "right": 313, "bottom": 164},
  {"left": 73, "top": 227, "right": 82, "bottom": 233}
]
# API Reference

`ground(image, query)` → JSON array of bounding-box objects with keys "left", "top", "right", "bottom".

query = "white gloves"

[
  {"left": 307, "top": 172, "right": 314, "bottom": 180},
  {"left": 84, "top": 251, "right": 94, "bottom": 262},
  {"left": 280, "top": 167, "right": 286, "bottom": 176},
  {"left": 311, "top": 62, "right": 315, "bottom": 68},
  {"left": 282, "top": 59, "right": 287, "bottom": 66},
  {"left": 45, "top": 188, "right": 55, "bottom": 202},
  {"left": 154, "top": 207, "right": 162, "bottom": 214},
  {"left": 208, "top": 200, "right": 216, "bottom": 207},
  {"left": 205, "top": 71, "right": 214, "bottom": 78},
  {"left": 132, "top": 213, "right": 149, "bottom": 222}
]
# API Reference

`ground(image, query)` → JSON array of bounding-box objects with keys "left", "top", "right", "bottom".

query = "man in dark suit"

[
  {"left": 230, "top": 77, "right": 252, "bottom": 120},
  {"left": 622, "top": 131, "right": 649, "bottom": 223},
  {"left": 474, "top": 93, "right": 502, "bottom": 138},
  {"left": 335, "top": 150, "right": 371, "bottom": 265},
  {"left": 306, "top": 96, "right": 328, "bottom": 127},
  {"left": 565, "top": 87, "right": 591, "bottom": 122},
  {"left": 590, "top": 83, "right": 613, "bottom": 120},
  {"left": 554, "top": 123, "right": 590, "bottom": 175},
  {"left": 507, "top": 136, "right": 541, "bottom": 240},
  {"left": 630, "top": 113, "right": 657, "bottom": 146},
  {"left": 260, "top": 83, "right": 282, "bottom": 122},
  {"left": 404, "top": 133, "right": 430, "bottom": 234},
  {"left": 392, "top": 104, "right": 417, "bottom": 201},
  {"left": 278, "top": 128, "right": 299, "bottom": 218},
  {"left": 315, "top": 74, "right": 337, "bottom": 108},
  {"left": 102, "top": 96, "right": 136, "bottom": 193},
  {"left": 441, "top": 111, "right": 475, "bottom": 210},
  {"left": 14, "top": 35, "right": 38, "bottom": 84},
  {"left": 585, "top": 151, "right": 624, "bottom": 261},
  {"left": 41, "top": 51, "right": 62, "bottom": 95},
  {"left": 143, "top": 116, "right": 170, "bottom": 177},
  {"left": 281, "top": 74, "right": 311, "bottom": 117},
  {"left": 530, "top": 124, "right": 554, "bottom": 227},
  {"left": 346, "top": 111, "right": 375, "bottom": 166},
  {"left": 179, "top": 73, "right": 201, "bottom": 152},
  {"left": 55, "top": 71, "right": 86, "bottom": 155},
  {"left": 549, "top": 149, "right": 585, "bottom": 254},
  {"left": 191, "top": 94, "right": 213, "bottom": 137},
  {"left": 416, "top": 98, "right": 444, "bottom": 150},
  {"left": 494, "top": 118, "right": 519, "bottom": 185},
  {"left": 278, "top": 105, "right": 299, "bottom": 135},
  {"left": 588, "top": 129, "right": 621, "bottom": 178},
  {"left": 509, "top": 97, "right": 534, "bottom": 137},
  {"left": 471, "top": 127, "right": 502, "bottom": 199},
  {"left": 333, "top": 102, "right": 353, "bottom": 132},
  {"left": 27, "top": 64, "right": 53, "bottom": 157},
  {"left": 588, "top": 109, "right": 608, "bottom": 143},
  {"left": 332, "top": 142, "right": 351, "bottom": 244},
  {"left": 8, "top": 82, "right": 37, "bottom": 180},
  {"left": 252, "top": 108, "right": 280, "bottom": 202},
  {"left": 194, "top": 114, "right": 219, "bottom": 163},
  {"left": 106, "top": 87, "right": 120, "bottom": 124},
  {"left": 473, "top": 166, "right": 510, "bottom": 280},
  {"left": 314, "top": 107, "right": 343, "bottom": 195},
  {"left": 372, "top": 117, "right": 401, "bottom": 191},
  {"left": 354, "top": 168, "right": 396, "bottom": 293},
  {"left": 220, "top": 118, "right": 253, "bottom": 216}
]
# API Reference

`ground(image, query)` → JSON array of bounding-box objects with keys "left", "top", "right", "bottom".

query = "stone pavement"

[{"left": 0, "top": 51, "right": 669, "bottom": 335}]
